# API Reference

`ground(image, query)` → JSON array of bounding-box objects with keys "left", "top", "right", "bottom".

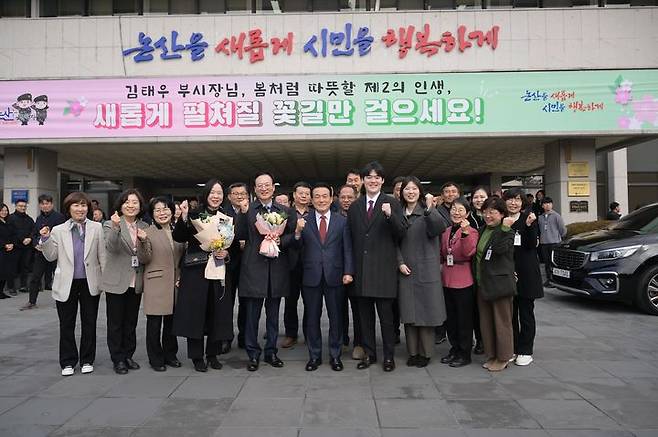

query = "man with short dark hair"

[
  {"left": 538, "top": 197, "right": 567, "bottom": 287},
  {"left": 7, "top": 199, "right": 35, "bottom": 295},
  {"left": 22, "top": 194, "right": 65, "bottom": 310},
  {"left": 392, "top": 176, "right": 405, "bottom": 201},
  {"left": 606, "top": 202, "right": 621, "bottom": 220}
]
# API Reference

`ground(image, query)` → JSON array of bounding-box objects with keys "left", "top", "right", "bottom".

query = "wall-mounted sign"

[
  {"left": 10, "top": 189, "right": 29, "bottom": 204},
  {"left": 568, "top": 182, "right": 591, "bottom": 197},
  {"left": 1, "top": 69, "right": 657, "bottom": 140},
  {"left": 567, "top": 162, "right": 590, "bottom": 178},
  {"left": 569, "top": 200, "right": 589, "bottom": 213}
]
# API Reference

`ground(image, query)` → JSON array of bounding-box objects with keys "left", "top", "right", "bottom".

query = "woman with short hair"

[{"left": 0, "top": 203, "right": 18, "bottom": 299}]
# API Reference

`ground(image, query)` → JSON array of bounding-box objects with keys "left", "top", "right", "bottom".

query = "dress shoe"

[
  {"left": 114, "top": 361, "right": 129, "bottom": 375},
  {"left": 151, "top": 364, "right": 166, "bottom": 372},
  {"left": 482, "top": 358, "right": 496, "bottom": 370},
  {"left": 8, "top": 290, "right": 17, "bottom": 296},
  {"left": 449, "top": 357, "right": 471, "bottom": 368},
  {"left": 125, "top": 358, "right": 140, "bottom": 370},
  {"left": 18, "top": 287, "right": 27, "bottom": 293},
  {"left": 435, "top": 334, "right": 447, "bottom": 345},
  {"left": 352, "top": 346, "right": 365, "bottom": 360},
  {"left": 406, "top": 355, "right": 420, "bottom": 367},
  {"left": 305, "top": 358, "right": 321, "bottom": 371},
  {"left": 330, "top": 357, "right": 344, "bottom": 371},
  {"left": 247, "top": 358, "right": 259, "bottom": 371},
  {"left": 280, "top": 336, "right": 297, "bottom": 348},
  {"left": 219, "top": 341, "right": 231, "bottom": 355},
  {"left": 487, "top": 359, "right": 509, "bottom": 372},
  {"left": 383, "top": 359, "right": 396, "bottom": 372},
  {"left": 81, "top": 363, "right": 94, "bottom": 374},
  {"left": 264, "top": 355, "right": 284, "bottom": 367},
  {"left": 473, "top": 341, "right": 484, "bottom": 355},
  {"left": 207, "top": 356, "right": 223, "bottom": 370},
  {"left": 61, "top": 366, "right": 74, "bottom": 376},
  {"left": 515, "top": 354, "right": 534, "bottom": 366},
  {"left": 165, "top": 358, "right": 182, "bottom": 368},
  {"left": 440, "top": 353, "right": 457, "bottom": 364},
  {"left": 20, "top": 303, "right": 37, "bottom": 311},
  {"left": 415, "top": 356, "right": 431, "bottom": 368},
  {"left": 193, "top": 359, "right": 208, "bottom": 372},
  {"left": 357, "top": 356, "right": 376, "bottom": 369},
  {"left": 0, "top": 292, "right": 10, "bottom": 299}
]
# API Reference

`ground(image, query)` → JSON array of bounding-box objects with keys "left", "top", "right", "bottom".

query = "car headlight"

[{"left": 590, "top": 245, "right": 642, "bottom": 261}]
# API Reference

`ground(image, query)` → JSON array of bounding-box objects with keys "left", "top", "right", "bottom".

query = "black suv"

[{"left": 549, "top": 203, "right": 658, "bottom": 315}]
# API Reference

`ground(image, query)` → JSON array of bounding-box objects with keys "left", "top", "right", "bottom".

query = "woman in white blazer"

[{"left": 40, "top": 192, "right": 106, "bottom": 376}]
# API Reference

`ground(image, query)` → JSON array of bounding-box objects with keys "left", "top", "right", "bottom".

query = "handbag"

[{"left": 182, "top": 250, "right": 209, "bottom": 267}]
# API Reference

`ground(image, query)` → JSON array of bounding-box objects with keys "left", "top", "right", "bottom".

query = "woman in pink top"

[{"left": 440, "top": 197, "right": 479, "bottom": 367}]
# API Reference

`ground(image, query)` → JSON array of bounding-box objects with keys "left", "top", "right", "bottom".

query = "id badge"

[
  {"left": 446, "top": 254, "right": 454, "bottom": 266},
  {"left": 131, "top": 255, "right": 139, "bottom": 268},
  {"left": 514, "top": 232, "right": 522, "bottom": 246},
  {"left": 484, "top": 248, "right": 493, "bottom": 261}
]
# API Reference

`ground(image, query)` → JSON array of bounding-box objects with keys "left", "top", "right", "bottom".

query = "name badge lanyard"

[
  {"left": 446, "top": 229, "right": 461, "bottom": 267},
  {"left": 130, "top": 223, "right": 139, "bottom": 268}
]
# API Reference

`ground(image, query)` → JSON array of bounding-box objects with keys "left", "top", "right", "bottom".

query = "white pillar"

[
  {"left": 544, "top": 139, "right": 598, "bottom": 224},
  {"left": 2, "top": 148, "right": 59, "bottom": 219},
  {"left": 607, "top": 148, "right": 629, "bottom": 217}
]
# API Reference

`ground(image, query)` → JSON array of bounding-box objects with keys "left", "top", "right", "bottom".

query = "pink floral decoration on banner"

[
  {"left": 632, "top": 95, "right": 658, "bottom": 124},
  {"left": 617, "top": 117, "right": 631, "bottom": 129},
  {"left": 615, "top": 88, "right": 632, "bottom": 105}
]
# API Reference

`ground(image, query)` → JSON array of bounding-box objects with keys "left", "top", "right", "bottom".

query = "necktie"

[
  {"left": 319, "top": 215, "right": 327, "bottom": 244},
  {"left": 367, "top": 200, "right": 374, "bottom": 221}
]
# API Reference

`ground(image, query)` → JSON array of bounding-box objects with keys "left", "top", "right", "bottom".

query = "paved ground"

[{"left": 0, "top": 285, "right": 657, "bottom": 437}]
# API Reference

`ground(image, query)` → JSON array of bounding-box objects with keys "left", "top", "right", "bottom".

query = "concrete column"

[
  {"left": 607, "top": 148, "right": 629, "bottom": 217},
  {"left": 488, "top": 172, "right": 503, "bottom": 196},
  {"left": 544, "top": 139, "right": 598, "bottom": 224},
  {"left": 2, "top": 148, "right": 58, "bottom": 219}
]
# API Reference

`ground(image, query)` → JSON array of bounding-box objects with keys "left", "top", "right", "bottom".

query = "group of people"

[{"left": 0, "top": 161, "right": 568, "bottom": 377}]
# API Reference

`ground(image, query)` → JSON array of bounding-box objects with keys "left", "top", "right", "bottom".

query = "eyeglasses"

[
  {"left": 153, "top": 208, "right": 171, "bottom": 214},
  {"left": 255, "top": 183, "right": 273, "bottom": 189}
]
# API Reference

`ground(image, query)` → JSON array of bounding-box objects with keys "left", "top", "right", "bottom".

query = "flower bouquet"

[
  {"left": 255, "top": 210, "right": 288, "bottom": 258},
  {"left": 190, "top": 211, "right": 235, "bottom": 281}
]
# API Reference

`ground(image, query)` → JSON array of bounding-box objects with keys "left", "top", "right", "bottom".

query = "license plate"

[{"left": 553, "top": 268, "right": 571, "bottom": 279}]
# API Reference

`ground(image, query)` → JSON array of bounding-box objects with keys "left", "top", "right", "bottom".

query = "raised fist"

[
  {"left": 526, "top": 212, "right": 537, "bottom": 226},
  {"left": 502, "top": 216, "right": 516, "bottom": 228},
  {"left": 179, "top": 200, "right": 189, "bottom": 220},
  {"left": 239, "top": 199, "right": 249, "bottom": 214},
  {"left": 110, "top": 211, "right": 121, "bottom": 228},
  {"left": 39, "top": 226, "right": 50, "bottom": 238},
  {"left": 296, "top": 217, "right": 306, "bottom": 233},
  {"left": 137, "top": 228, "right": 147, "bottom": 241},
  {"left": 381, "top": 203, "right": 392, "bottom": 217}
]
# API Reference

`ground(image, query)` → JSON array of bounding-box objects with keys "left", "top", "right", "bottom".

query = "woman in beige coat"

[{"left": 138, "top": 197, "right": 185, "bottom": 371}]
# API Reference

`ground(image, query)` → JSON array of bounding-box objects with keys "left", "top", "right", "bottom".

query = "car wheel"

[{"left": 636, "top": 264, "right": 658, "bottom": 316}]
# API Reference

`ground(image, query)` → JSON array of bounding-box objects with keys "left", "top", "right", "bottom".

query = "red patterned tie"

[
  {"left": 367, "top": 200, "right": 374, "bottom": 221},
  {"left": 319, "top": 215, "right": 327, "bottom": 244}
]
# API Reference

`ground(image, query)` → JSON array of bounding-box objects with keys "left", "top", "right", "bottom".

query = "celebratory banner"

[{"left": 1, "top": 69, "right": 657, "bottom": 140}]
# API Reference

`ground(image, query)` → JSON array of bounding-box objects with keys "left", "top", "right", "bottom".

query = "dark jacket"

[
  {"left": 32, "top": 210, "right": 66, "bottom": 247},
  {"left": 0, "top": 219, "right": 18, "bottom": 280},
  {"left": 7, "top": 211, "right": 35, "bottom": 249},
  {"left": 296, "top": 210, "right": 354, "bottom": 288},
  {"left": 236, "top": 200, "right": 297, "bottom": 298},
  {"left": 467, "top": 209, "right": 486, "bottom": 232},
  {"left": 477, "top": 225, "right": 516, "bottom": 302},
  {"left": 436, "top": 204, "right": 452, "bottom": 229},
  {"left": 347, "top": 193, "right": 406, "bottom": 298},
  {"left": 510, "top": 213, "right": 544, "bottom": 300}
]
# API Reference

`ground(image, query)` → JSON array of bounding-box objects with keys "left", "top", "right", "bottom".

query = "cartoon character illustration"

[
  {"left": 12, "top": 93, "right": 33, "bottom": 126},
  {"left": 31, "top": 95, "right": 49, "bottom": 125}
]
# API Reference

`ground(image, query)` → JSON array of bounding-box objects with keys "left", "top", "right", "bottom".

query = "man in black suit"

[
  {"left": 347, "top": 161, "right": 406, "bottom": 372},
  {"left": 295, "top": 183, "right": 354, "bottom": 372},
  {"left": 236, "top": 172, "right": 297, "bottom": 371}
]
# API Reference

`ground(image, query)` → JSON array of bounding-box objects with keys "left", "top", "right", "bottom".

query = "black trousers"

[
  {"left": 472, "top": 285, "right": 482, "bottom": 344},
  {"left": 56, "top": 279, "right": 100, "bottom": 368},
  {"left": 342, "top": 294, "right": 362, "bottom": 347},
  {"left": 146, "top": 314, "right": 178, "bottom": 366},
  {"left": 303, "top": 280, "right": 344, "bottom": 361},
  {"left": 444, "top": 286, "right": 475, "bottom": 360},
  {"left": 392, "top": 298, "right": 401, "bottom": 337},
  {"left": 28, "top": 251, "right": 56, "bottom": 304},
  {"left": 513, "top": 296, "right": 537, "bottom": 356},
  {"left": 187, "top": 337, "right": 220, "bottom": 360},
  {"left": 358, "top": 296, "right": 395, "bottom": 361},
  {"left": 11, "top": 248, "right": 32, "bottom": 290},
  {"left": 284, "top": 266, "right": 306, "bottom": 339},
  {"left": 245, "top": 296, "right": 281, "bottom": 360},
  {"left": 540, "top": 243, "right": 558, "bottom": 280},
  {"left": 106, "top": 287, "right": 142, "bottom": 364},
  {"left": 187, "top": 281, "right": 223, "bottom": 360}
]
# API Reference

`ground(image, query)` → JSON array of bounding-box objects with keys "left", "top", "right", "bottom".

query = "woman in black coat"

[
  {"left": 503, "top": 188, "right": 544, "bottom": 367},
  {"left": 173, "top": 179, "right": 236, "bottom": 372},
  {"left": 0, "top": 203, "right": 18, "bottom": 298}
]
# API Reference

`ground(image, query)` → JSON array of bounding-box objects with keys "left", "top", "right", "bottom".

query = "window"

[
  {"left": 226, "top": 0, "right": 250, "bottom": 11},
  {"left": 313, "top": 0, "right": 339, "bottom": 10},
  {"left": 170, "top": 0, "right": 197, "bottom": 13},
  {"left": 90, "top": 0, "right": 113, "bottom": 14},
  {"left": 200, "top": 0, "right": 227, "bottom": 12},
  {"left": 280, "top": 0, "right": 309, "bottom": 11},
  {"left": 1, "top": 0, "right": 30, "bottom": 17},
  {"left": 60, "top": 0, "right": 86, "bottom": 15},
  {"left": 114, "top": 0, "right": 142, "bottom": 14},
  {"left": 146, "top": 0, "right": 168, "bottom": 13}
]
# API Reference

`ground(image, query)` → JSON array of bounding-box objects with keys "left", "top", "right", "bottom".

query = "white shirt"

[
  {"left": 365, "top": 192, "right": 381, "bottom": 213},
  {"left": 315, "top": 209, "right": 331, "bottom": 229}
]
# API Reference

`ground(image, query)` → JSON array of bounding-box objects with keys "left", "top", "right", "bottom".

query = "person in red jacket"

[{"left": 440, "top": 197, "right": 479, "bottom": 367}]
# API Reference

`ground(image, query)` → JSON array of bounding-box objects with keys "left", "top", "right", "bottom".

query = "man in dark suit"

[
  {"left": 347, "top": 161, "right": 406, "bottom": 372},
  {"left": 295, "top": 183, "right": 354, "bottom": 372},
  {"left": 236, "top": 172, "right": 297, "bottom": 371}
]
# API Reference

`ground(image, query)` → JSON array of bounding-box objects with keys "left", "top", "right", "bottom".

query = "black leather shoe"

[
  {"left": 151, "top": 364, "right": 166, "bottom": 372},
  {"left": 220, "top": 341, "right": 232, "bottom": 355},
  {"left": 114, "top": 361, "right": 128, "bottom": 375},
  {"left": 247, "top": 358, "right": 259, "bottom": 371},
  {"left": 125, "top": 358, "right": 140, "bottom": 370},
  {"left": 383, "top": 359, "right": 396, "bottom": 372},
  {"left": 193, "top": 359, "right": 208, "bottom": 372},
  {"left": 449, "top": 357, "right": 471, "bottom": 368},
  {"left": 473, "top": 341, "right": 485, "bottom": 355},
  {"left": 357, "top": 356, "right": 376, "bottom": 370},
  {"left": 330, "top": 358, "right": 344, "bottom": 372},
  {"left": 305, "top": 358, "right": 321, "bottom": 371},
  {"left": 416, "top": 356, "right": 431, "bottom": 368},
  {"left": 264, "top": 355, "right": 284, "bottom": 368},
  {"left": 440, "top": 353, "right": 457, "bottom": 364},
  {"left": 207, "top": 356, "right": 223, "bottom": 370},
  {"left": 165, "top": 358, "right": 182, "bottom": 368},
  {"left": 406, "top": 355, "right": 420, "bottom": 367}
]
